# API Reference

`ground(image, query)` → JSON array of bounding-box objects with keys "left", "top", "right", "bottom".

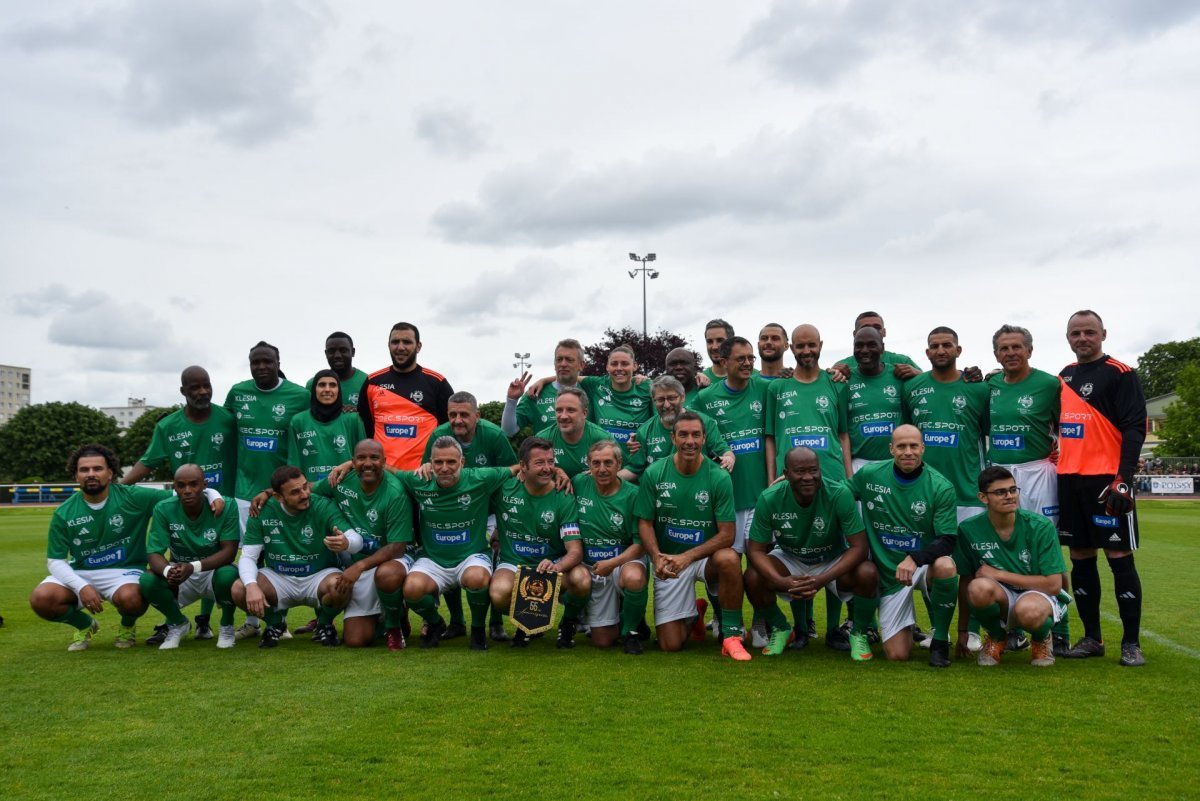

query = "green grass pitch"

[{"left": 1, "top": 502, "right": 1198, "bottom": 800}]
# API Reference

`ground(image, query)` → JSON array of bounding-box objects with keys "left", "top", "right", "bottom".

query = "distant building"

[
  {"left": 101, "top": 397, "right": 159, "bottom": 430},
  {"left": 0, "top": 365, "right": 32, "bottom": 425},
  {"left": 1143, "top": 392, "right": 1179, "bottom": 452}
]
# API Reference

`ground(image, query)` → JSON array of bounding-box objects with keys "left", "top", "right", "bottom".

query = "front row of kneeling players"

[{"left": 35, "top": 417, "right": 1067, "bottom": 667}]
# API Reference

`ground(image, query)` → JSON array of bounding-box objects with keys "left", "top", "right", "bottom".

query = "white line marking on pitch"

[{"left": 1100, "top": 611, "right": 1200, "bottom": 660}]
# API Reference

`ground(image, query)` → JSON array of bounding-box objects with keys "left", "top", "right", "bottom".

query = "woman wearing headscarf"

[{"left": 287, "top": 370, "right": 368, "bottom": 483}]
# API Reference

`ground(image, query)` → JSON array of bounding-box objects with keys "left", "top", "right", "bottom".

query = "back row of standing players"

[{"left": 36, "top": 312, "right": 1147, "bottom": 665}]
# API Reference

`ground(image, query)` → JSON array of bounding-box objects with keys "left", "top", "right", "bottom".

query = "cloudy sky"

[{"left": 3, "top": 1, "right": 1198, "bottom": 409}]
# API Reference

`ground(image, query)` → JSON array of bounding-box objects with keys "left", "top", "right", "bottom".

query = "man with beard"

[
  {"left": 31, "top": 445, "right": 178, "bottom": 650},
  {"left": 664, "top": 347, "right": 705, "bottom": 408},
  {"left": 624, "top": 375, "right": 733, "bottom": 481},
  {"left": 308, "top": 332, "right": 368, "bottom": 411},
  {"left": 757, "top": 323, "right": 790, "bottom": 380},
  {"left": 359, "top": 322, "right": 454, "bottom": 471},
  {"left": 489, "top": 437, "right": 588, "bottom": 649}
]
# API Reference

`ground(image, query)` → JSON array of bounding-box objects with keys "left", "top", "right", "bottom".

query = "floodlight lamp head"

[{"left": 646, "top": 253, "right": 656, "bottom": 261}]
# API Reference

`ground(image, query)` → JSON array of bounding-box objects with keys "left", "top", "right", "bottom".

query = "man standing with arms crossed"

[
  {"left": 635, "top": 411, "right": 751, "bottom": 661},
  {"left": 1057, "top": 310, "right": 1148, "bottom": 667}
]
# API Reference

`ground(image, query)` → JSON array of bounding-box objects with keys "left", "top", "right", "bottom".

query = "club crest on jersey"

[
  {"left": 458, "top": 494, "right": 472, "bottom": 506},
  {"left": 108, "top": 515, "right": 125, "bottom": 531},
  {"left": 695, "top": 491, "right": 710, "bottom": 506},
  {"left": 541, "top": 510, "right": 555, "bottom": 524},
  {"left": 750, "top": 401, "right": 763, "bottom": 413},
  {"left": 333, "top": 435, "right": 347, "bottom": 449},
  {"left": 301, "top": 525, "right": 315, "bottom": 543},
  {"left": 813, "top": 516, "right": 826, "bottom": 532},
  {"left": 174, "top": 451, "right": 184, "bottom": 459},
  {"left": 1080, "top": 383, "right": 1094, "bottom": 397},
  {"left": 610, "top": 512, "right": 624, "bottom": 527},
  {"left": 272, "top": 403, "right": 286, "bottom": 417},
  {"left": 367, "top": 508, "right": 379, "bottom": 523},
  {"left": 883, "top": 385, "right": 897, "bottom": 398},
  {"left": 410, "top": 390, "right": 424, "bottom": 403},
  {"left": 1018, "top": 395, "right": 1033, "bottom": 410},
  {"left": 73, "top": 538, "right": 82, "bottom": 546},
  {"left": 910, "top": 501, "right": 927, "bottom": 519},
  {"left": 816, "top": 395, "right": 830, "bottom": 410},
  {"left": 475, "top": 454, "right": 488, "bottom": 465},
  {"left": 211, "top": 433, "right": 224, "bottom": 445},
  {"left": 952, "top": 395, "right": 967, "bottom": 410},
  {"left": 1019, "top": 548, "right": 1031, "bottom": 567},
  {"left": 203, "top": 528, "right": 218, "bottom": 543},
  {"left": 631, "top": 398, "right": 644, "bottom": 408}
]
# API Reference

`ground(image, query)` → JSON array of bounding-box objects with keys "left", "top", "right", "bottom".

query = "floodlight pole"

[
  {"left": 628, "top": 252, "right": 659, "bottom": 346},
  {"left": 513, "top": 352, "right": 531, "bottom": 372}
]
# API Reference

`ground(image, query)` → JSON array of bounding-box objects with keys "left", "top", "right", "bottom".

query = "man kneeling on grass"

[
  {"left": 232, "top": 466, "right": 357, "bottom": 648},
  {"left": 489, "top": 437, "right": 589, "bottom": 650},
  {"left": 954, "top": 466, "right": 1070, "bottom": 667}
]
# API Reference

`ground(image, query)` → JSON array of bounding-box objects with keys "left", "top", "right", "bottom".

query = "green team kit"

[
  {"left": 986, "top": 369, "right": 1060, "bottom": 463},
  {"left": 138, "top": 407, "right": 238, "bottom": 495},
  {"left": 624, "top": 411, "right": 729, "bottom": 478},
  {"left": 224, "top": 379, "right": 309, "bottom": 499},
  {"left": 695, "top": 377, "right": 769, "bottom": 510},
  {"left": 749, "top": 478, "right": 862, "bottom": 564},
  {"left": 311, "top": 472, "right": 413, "bottom": 562},
  {"left": 536, "top": 421, "right": 615, "bottom": 479},
  {"left": 571, "top": 474, "right": 640, "bottom": 565},
  {"left": 848, "top": 461, "right": 957, "bottom": 595},
  {"left": 633, "top": 457, "right": 736, "bottom": 555},
  {"left": 395, "top": 467, "right": 512, "bottom": 567},
  {"left": 147, "top": 494, "right": 240, "bottom": 563},
  {"left": 307, "top": 368, "right": 368, "bottom": 409},
  {"left": 765, "top": 373, "right": 849, "bottom": 480},
  {"left": 47, "top": 484, "right": 171, "bottom": 570},
  {"left": 422, "top": 418, "right": 517, "bottom": 467},
  {"left": 493, "top": 478, "right": 581, "bottom": 566},
  {"left": 243, "top": 495, "right": 351, "bottom": 577},
  {"left": 846, "top": 367, "right": 908, "bottom": 462},
  {"left": 287, "top": 411, "right": 367, "bottom": 482},
  {"left": 903, "top": 374, "right": 989, "bottom": 508},
  {"left": 580, "top": 375, "right": 653, "bottom": 451},
  {"left": 954, "top": 509, "right": 1067, "bottom": 590},
  {"left": 515, "top": 385, "right": 562, "bottom": 432}
]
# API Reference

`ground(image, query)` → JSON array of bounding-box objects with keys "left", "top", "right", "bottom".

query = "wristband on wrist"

[{"left": 190, "top": 561, "right": 203, "bottom": 574}]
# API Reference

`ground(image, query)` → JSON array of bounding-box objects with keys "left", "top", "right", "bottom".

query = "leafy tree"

[
  {"left": 478, "top": 400, "right": 504, "bottom": 429},
  {"left": 120, "top": 405, "right": 180, "bottom": 478},
  {"left": 0, "top": 402, "right": 122, "bottom": 482},
  {"left": 1156, "top": 364, "right": 1200, "bottom": 456},
  {"left": 580, "top": 327, "right": 701, "bottom": 377},
  {"left": 1136, "top": 337, "right": 1200, "bottom": 398}
]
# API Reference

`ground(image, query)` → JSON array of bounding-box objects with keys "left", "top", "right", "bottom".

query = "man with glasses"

[
  {"left": 954, "top": 466, "right": 1068, "bottom": 667},
  {"left": 624, "top": 375, "right": 733, "bottom": 481}
]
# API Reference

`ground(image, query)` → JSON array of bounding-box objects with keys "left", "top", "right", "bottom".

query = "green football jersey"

[
  {"left": 846, "top": 367, "right": 908, "bottom": 462},
  {"left": 312, "top": 472, "right": 413, "bottom": 563},
  {"left": 287, "top": 411, "right": 367, "bottom": 483},
  {"left": 243, "top": 495, "right": 350, "bottom": 577},
  {"left": 986, "top": 369, "right": 1061, "bottom": 464},
  {"left": 395, "top": 467, "right": 511, "bottom": 568},
  {"left": 422, "top": 418, "right": 517, "bottom": 468},
  {"left": 536, "top": 421, "right": 615, "bottom": 479},
  {"left": 634, "top": 457, "right": 736, "bottom": 556},
  {"left": 47, "top": 484, "right": 172, "bottom": 570},
  {"left": 749, "top": 478, "right": 862, "bottom": 564},
  {"left": 571, "top": 474, "right": 640, "bottom": 565},
  {"left": 515, "top": 384, "right": 562, "bottom": 432},
  {"left": 224, "top": 378, "right": 309, "bottom": 499},
  {"left": 494, "top": 478, "right": 580, "bottom": 567},
  {"left": 307, "top": 368, "right": 369, "bottom": 410},
  {"left": 147, "top": 494, "right": 240, "bottom": 562},
  {"left": 765, "top": 372, "right": 849, "bottom": 480},
  {"left": 138, "top": 406, "right": 238, "bottom": 495},
  {"left": 695, "top": 377, "right": 770, "bottom": 510},
  {"left": 954, "top": 509, "right": 1066, "bottom": 590},
  {"left": 624, "top": 411, "right": 730, "bottom": 478},
  {"left": 847, "top": 461, "right": 958, "bottom": 595},
  {"left": 580, "top": 375, "right": 654, "bottom": 453},
  {"left": 836, "top": 350, "right": 919, "bottom": 369},
  {"left": 903, "top": 373, "right": 989, "bottom": 507}
]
